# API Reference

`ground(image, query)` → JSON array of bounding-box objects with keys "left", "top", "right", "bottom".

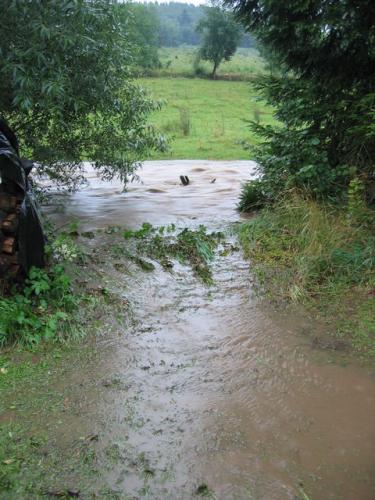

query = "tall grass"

[
  {"left": 179, "top": 107, "right": 191, "bottom": 136},
  {"left": 238, "top": 195, "right": 375, "bottom": 355},
  {"left": 160, "top": 107, "right": 191, "bottom": 136}
]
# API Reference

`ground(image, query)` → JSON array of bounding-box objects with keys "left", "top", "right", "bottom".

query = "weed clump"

[
  {"left": 0, "top": 265, "right": 82, "bottom": 346},
  {"left": 179, "top": 108, "right": 191, "bottom": 136},
  {"left": 238, "top": 179, "right": 270, "bottom": 211},
  {"left": 238, "top": 195, "right": 375, "bottom": 355}
]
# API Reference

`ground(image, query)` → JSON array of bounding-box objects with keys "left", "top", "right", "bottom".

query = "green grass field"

[
  {"left": 139, "top": 77, "right": 276, "bottom": 160},
  {"left": 149, "top": 47, "right": 265, "bottom": 80}
]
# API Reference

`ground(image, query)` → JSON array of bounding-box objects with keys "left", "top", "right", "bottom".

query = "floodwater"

[
  {"left": 47, "top": 160, "right": 258, "bottom": 230},
  {"left": 48, "top": 161, "right": 375, "bottom": 499}
]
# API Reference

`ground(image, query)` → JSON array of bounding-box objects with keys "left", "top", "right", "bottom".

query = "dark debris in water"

[
  {"left": 195, "top": 483, "right": 214, "bottom": 497},
  {"left": 44, "top": 489, "right": 80, "bottom": 498},
  {"left": 311, "top": 336, "right": 349, "bottom": 352}
]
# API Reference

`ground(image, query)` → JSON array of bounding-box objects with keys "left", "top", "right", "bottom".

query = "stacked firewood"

[{"left": 0, "top": 185, "right": 22, "bottom": 284}]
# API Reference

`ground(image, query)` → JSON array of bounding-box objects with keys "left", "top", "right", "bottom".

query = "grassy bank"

[
  {"left": 238, "top": 196, "right": 375, "bottom": 357},
  {"left": 148, "top": 46, "right": 265, "bottom": 80},
  {"left": 139, "top": 77, "right": 275, "bottom": 160}
]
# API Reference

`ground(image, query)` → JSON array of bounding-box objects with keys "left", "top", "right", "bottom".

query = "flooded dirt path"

[{"left": 47, "top": 161, "right": 375, "bottom": 499}]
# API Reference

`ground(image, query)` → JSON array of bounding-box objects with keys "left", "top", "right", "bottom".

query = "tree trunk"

[{"left": 211, "top": 60, "right": 219, "bottom": 79}]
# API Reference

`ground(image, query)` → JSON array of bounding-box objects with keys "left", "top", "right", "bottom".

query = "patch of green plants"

[
  {"left": 0, "top": 423, "right": 46, "bottom": 494},
  {"left": 195, "top": 483, "right": 216, "bottom": 497},
  {"left": 0, "top": 265, "right": 82, "bottom": 346},
  {"left": 238, "top": 195, "right": 375, "bottom": 356},
  {"left": 0, "top": 224, "right": 90, "bottom": 347},
  {"left": 123, "top": 222, "right": 154, "bottom": 240},
  {"left": 122, "top": 223, "right": 224, "bottom": 284},
  {"left": 238, "top": 179, "right": 270, "bottom": 211}
]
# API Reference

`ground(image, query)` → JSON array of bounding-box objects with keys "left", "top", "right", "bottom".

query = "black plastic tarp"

[{"left": 0, "top": 130, "right": 45, "bottom": 273}]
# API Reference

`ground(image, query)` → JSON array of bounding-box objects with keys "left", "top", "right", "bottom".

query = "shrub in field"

[{"left": 179, "top": 108, "right": 191, "bottom": 136}]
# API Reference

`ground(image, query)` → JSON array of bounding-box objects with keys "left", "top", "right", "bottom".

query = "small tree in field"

[
  {"left": 0, "top": 0, "right": 166, "bottom": 190},
  {"left": 196, "top": 6, "right": 242, "bottom": 78}
]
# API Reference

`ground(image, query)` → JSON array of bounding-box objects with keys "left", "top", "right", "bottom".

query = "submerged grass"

[
  {"left": 238, "top": 196, "right": 375, "bottom": 356},
  {"left": 121, "top": 223, "right": 224, "bottom": 284}
]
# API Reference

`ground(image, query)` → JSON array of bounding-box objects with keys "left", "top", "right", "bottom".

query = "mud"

[{"left": 38, "top": 161, "right": 375, "bottom": 498}]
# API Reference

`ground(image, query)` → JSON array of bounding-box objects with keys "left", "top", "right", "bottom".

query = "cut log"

[
  {"left": 7, "top": 253, "right": 19, "bottom": 264},
  {"left": 2, "top": 237, "right": 16, "bottom": 254},
  {"left": 1, "top": 213, "right": 18, "bottom": 234},
  {"left": 0, "top": 255, "right": 11, "bottom": 273},
  {"left": 0, "top": 194, "right": 17, "bottom": 212},
  {"left": 9, "top": 264, "right": 21, "bottom": 277}
]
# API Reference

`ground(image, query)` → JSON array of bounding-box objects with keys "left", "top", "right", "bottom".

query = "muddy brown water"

[{"left": 46, "top": 161, "right": 374, "bottom": 499}]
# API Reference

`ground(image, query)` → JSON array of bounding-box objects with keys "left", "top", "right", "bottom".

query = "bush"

[
  {"left": 238, "top": 179, "right": 270, "bottom": 211},
  {"left": 249, "top": 114, "right": 360, "bottom": 202},
  {"left": 0, "top": 266, "right": 81, "bottom": 346},
  {"left": 227, "top": 1, "right": 375, "bottom": 202}
]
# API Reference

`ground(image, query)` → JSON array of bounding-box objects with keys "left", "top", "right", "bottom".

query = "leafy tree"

[
  {"left": 0, "top": 0, "right": 166, "bottom": 190},
  {"left": 122, "top": 3, "right": 161, "bottom": 71},
  {"left": 196, "top": 6, "right": 242, "bottom": 78},
  {"left": 159, "top": 18, "right": 182, "bottom": 47},
  {"left": 226, "top": 0, "right": 375, "bottom": 202}
]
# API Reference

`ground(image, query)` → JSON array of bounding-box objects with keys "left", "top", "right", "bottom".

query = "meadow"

[
  {"left": 139, "top": 78, "right": 275, "bottom": 160},
  {"left": 149, "top": 46, "right": 265, "bottom": 80}
]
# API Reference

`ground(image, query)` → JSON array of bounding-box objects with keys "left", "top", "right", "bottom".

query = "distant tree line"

[{"left": 124, "top": 2, "right": 255, "bottom": 50}]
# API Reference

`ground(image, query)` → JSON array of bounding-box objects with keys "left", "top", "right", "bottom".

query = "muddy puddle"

[{"left": 41, "top": 161, "right": 375, "bottom": 498}]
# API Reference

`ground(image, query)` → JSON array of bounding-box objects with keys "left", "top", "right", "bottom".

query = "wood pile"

[{"left": 0, "top": 185, "right": 23, "bottom": 285}]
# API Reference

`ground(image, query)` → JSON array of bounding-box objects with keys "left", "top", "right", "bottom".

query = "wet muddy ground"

[{"left": 4, "top": 161, "right": 375, "bottom": 499}]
